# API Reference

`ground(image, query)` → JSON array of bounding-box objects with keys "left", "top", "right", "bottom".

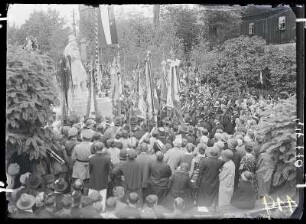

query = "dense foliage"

[
  {"left": 6, "top": 44, "right": 60, "bottom": 161},
  {"left": 256, "top": 95, "right": 297, "bottom": 187},
  {"left": 7, "top": 9, "right": 70, "bottom": 65}
]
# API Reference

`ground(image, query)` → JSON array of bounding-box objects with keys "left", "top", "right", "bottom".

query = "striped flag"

[
  {"left": 259, "top": 71, "right": 263, "bottom": 84},
  {"left": 99, "top": 5, "right": 118, "bottom": 45}
]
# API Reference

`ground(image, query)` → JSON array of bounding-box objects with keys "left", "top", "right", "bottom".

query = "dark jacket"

[
  {"left": 118, "top": 159, "right": 142, "bottom": 191},
  {"left": 89, "top": 153, "right": 112, "bottom": 190},
  {"left": 148, "top": 160, "right": 172, "bottom": 188},
  {"left": 168, "top": 171, "right": 194, "bottom": 199},
  {"left": 136, "top": 152, "right": 155, "bottom": 188},
  {"left": 231, "top": 149, "right": 243, "bottom": 190},
  {"left": 231, "top": 181, "right": 256, "bottom": 209}
]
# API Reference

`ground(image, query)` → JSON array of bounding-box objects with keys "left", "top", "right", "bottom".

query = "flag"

[
  {"left": 160, "top": 60, "right": 168, "bottom": 106},
  {"left": 110, "top": 57, "right": 122, "bottom": 105},
  {"left": 166, "top": 59, "right": 183, "bottom": 122},
  {"left": 145, "top": 57, "right": 159, "bottom": 121},
  {"left": 259, "top": 71, "right": 263, "bottom": 84},
  {"left": 99, "top": 5, "right": 118, "bottom": 45},
  {"left": 137, "top": 64, "right": 147, "bottom": 119}
]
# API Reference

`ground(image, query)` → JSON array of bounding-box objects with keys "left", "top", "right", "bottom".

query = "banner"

[
  {"left": 99, "top": 5, "right": 118, "bottom": 45},
  {"left": 137, "top": 64, "right": 147, "bottom": 119},
  {"left": 160, "top": 60, "right": 168, "bottom": 106}
]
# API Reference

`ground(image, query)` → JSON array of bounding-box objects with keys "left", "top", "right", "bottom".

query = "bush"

[{"left": 6, "top": 44, "right": 60, "bottom": 161}]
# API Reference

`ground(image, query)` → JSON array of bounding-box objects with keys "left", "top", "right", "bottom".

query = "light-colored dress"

[{"left": 218, "top": 160, "right": 235, "bottom": 207}]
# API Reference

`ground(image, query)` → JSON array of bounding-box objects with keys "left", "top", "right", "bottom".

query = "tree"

[
  {"left": 161, "top": 5, "right": 200, "bottom": 57},
  {"left": 256, "top": 95, "right": 296, "bottom": 189},
  {"left": 6, "top": 44, "right": 60, "bottom": 161},
  {"left": 196, "top": 5, "right": 243, "bottom": 49},
  {"left": 8, "top": 9, "right": 70, "bottom": 64}
]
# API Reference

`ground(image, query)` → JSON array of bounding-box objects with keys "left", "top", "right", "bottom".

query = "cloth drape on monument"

[
  {"left": 144, "top": 56, "right": 159, "bottom": 122},
  {"left": 110, "top": 57, "right": 122, "bottom": 116},
  {"left": 137, "top": 64, "right": 147, "bottom": 119},
  {"left": 166, "top": 59, "right": 183, "bottom": 122},
  {"left": 160, "top": 60, "right": 168, "bottom": 106}
]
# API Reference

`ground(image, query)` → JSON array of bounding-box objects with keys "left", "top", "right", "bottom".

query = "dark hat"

[
  {"left": 81, "top": 196, "right": 94, "bottom": 208},
  {"left": 25, "top": 174, "right": 43, "bottom": 189},
  {"left": 206, "top": 147, "right": 220, "bottom": 158},
  {"left": 119, "top": 148, "right": 128, "bottom": 160},
  {"left": 127, "top": 149, "right": 137, "bottom": 160},
  {"left": 53, "top": 177, "right": 68, "bottom": 192},
  {"left": 16, "top": 193, "right": 36, "bottom": 210},
  {"left": 114, "top": 141, "right": 123, "bottom": 150}
]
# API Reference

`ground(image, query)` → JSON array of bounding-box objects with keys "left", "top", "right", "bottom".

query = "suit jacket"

[
  {"left": 136, "top": 152, "right": 155, "bottom": 188},
  {"left": 164, "top": 148, "right": 184, "bottom": 173},
  {"left": 120, "top": 160, "right": 143, "bottom": 191},
  {"left": 231, "top": 181, "right": 256, "bottom": 209},
  {"left": 148, "top": 160, "right": 172, "bottom": 187},
  {"left": 89, "top": 153, "right": 112, "bottom": 190},
  {"left": 168, "top": 171, "right": 194, "bottom": 198}
]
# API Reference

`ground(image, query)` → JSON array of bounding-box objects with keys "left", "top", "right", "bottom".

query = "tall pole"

[{"left": 93, "top": 7, "right": 100, "bottom": 118}]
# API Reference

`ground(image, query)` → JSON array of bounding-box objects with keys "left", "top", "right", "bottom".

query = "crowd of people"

[{"left": 6, "top": 95, "right": 278, "bottom": 219}]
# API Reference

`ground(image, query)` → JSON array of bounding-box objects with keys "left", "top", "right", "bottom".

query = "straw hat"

[{"left": 16, "top": 193, "right": 36, "bottom": 210}]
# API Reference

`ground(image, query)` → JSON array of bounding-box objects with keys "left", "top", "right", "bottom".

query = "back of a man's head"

[
  {"left": 145, "top": 195, "right": 158, "bottom": 208},
  {"left": 113, "top": 186, "right": 125, "bottom": 200},
  {"left": 174, "top": 197, "right": 185, "bottom": 211},
  {"left": 128, "top": 192, "right": 139, "bottom": 205},
  {"left": 106, "top": 197, "right": 117, "bottom": 212},
  {"left": 140, "top": 142, "right": 148, "bottom": 152}
]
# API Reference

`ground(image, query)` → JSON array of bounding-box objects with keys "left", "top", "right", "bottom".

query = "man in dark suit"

[
  {"left": 148, "top": 151, "right": 172, "bottom": 205},
  {"left": 136, "top": 143, "right": 155, "bottom": 202},
  {"left": 88, "top": 141, "right": 112, "bottom": 209}
]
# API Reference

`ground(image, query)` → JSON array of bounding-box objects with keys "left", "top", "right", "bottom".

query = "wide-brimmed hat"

[
  {"left": 16, "top": 193, "right": 36, "bottom": 210},
  {"left": 53, "top": 177, "right": 68, "bottom": 192},
  {"left": 25, "top": 174, "right": 43, "bottom": 189}
]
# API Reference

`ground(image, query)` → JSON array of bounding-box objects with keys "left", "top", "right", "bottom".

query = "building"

[{"left": 240, "top": 5, "right": 296, "bottom": 44}]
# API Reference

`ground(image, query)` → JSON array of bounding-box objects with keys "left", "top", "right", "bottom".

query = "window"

[
  {"left": 279, "top": 16, "right": 286, "bottom": 30},
  {"left": 249, "top": 23, "right": 255, "bottom": 35}
]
